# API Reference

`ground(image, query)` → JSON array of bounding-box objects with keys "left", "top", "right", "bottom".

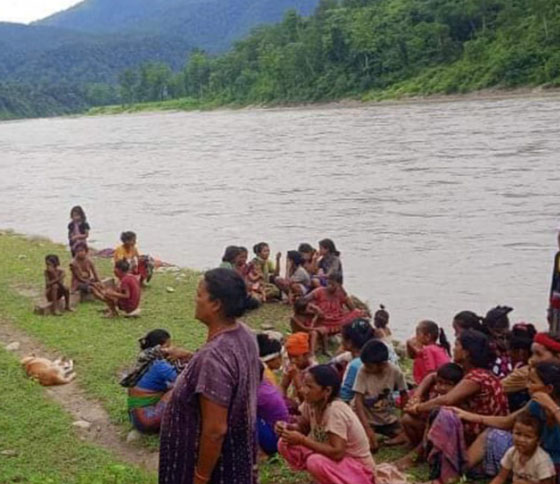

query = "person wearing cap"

[{"left": 281, "top": 332, "right": 317, "bottom": 405}]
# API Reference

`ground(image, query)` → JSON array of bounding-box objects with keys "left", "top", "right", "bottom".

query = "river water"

[{"left": 1, "top": 97, "right": 559, "bottom": 338}]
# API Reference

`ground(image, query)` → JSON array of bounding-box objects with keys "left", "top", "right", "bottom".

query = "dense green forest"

[
  {"left": 116, "top": 0, "right": 560, "bottom": 108},
  {"left": 2, "top": 0, "right": 560, "bottom": 120}
]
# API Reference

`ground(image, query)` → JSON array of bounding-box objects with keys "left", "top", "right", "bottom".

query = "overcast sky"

[{"left": 1, "top": 0, "right": 82, "bottom": 24}]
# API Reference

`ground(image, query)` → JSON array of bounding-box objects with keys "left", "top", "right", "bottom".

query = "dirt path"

[{"left": 0, "top": 320, "right": 159, "bottom": 472}]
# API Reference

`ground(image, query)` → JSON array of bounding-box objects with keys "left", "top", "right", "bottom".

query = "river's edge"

[{"left": 86, "top": 85, "right": 560, "bottom": 118}]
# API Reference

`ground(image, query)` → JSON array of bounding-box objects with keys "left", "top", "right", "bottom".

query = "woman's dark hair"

[
  {"left": 419, "top": 320, "right": 451, "bottom": 356},
  {"left": 204, "top": 268, "right": 251, "bottom": 320},
  {"left": 534, "top": 362, "right": 560, "bottom": 400},
  {"left": 360, "top": 339, "right": 389, "bottom": 364},
  {"left": 342, "top": 319, "right": 375, "bottom": 351},
  {"left": 45, "top": 254, "right": 60, "bottom": 266},
  {"left": 458, "top": 330, "right": 495, "bottom": 369},
  {"left": 115, "top": 259, "right": 130, "bottom": 273},
  {"left": 319, "top": 238, "right": 340, "bottom": 257},
  {"left": 139, "top": 329, "right": 171, "bottom": 350},
  {"left": 484, "top": 306, "right": 513, "bottom": 331},
  {"left": 298, "top": 243, "right": 315, "bottom": 255},
  {"left": 257, "top": 333, "right": 282, "bottom": 358},
  {"left": 436, "top": 362, "right": 464, "bottom": 385},
  {"left": 239, "top": 246, "right": 248, "bottom": 255},
  {"left": 509, "top": 323, "right": 537, "bottom": 351},
  {"left": 454, "top": 310, "right": 484, "bottom": 332},
  {"left": 308, "top": 364, "right": 341, "bottom": 403},
  {"left": 253, "top": 242, "right": 269, "bottom": 256},
  {"left": 70, "top": 205, "right": 87, "bottom": 222},
  {"left": 222, "top": 245, "right": 242, "bottom": 263},
  {"left": 120, "top": 231, "right": 136, "bottom": 243},
  {"left": 374, "top": 305, "right": 389, "bottom": 329},
  {"left": 287, "top": 250, "right": 304, "bottom": 267},
  {"left": 327, "top": 271, "right": 343, "bottom": 285}
]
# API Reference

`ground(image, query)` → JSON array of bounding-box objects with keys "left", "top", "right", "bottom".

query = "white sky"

[{"left": 1, "top": 0, "right": 82, "bottom": 24}]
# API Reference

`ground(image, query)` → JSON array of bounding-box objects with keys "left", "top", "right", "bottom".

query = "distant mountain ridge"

[{"left": 36, "top": 0, "right": 319, "bottom": 52}]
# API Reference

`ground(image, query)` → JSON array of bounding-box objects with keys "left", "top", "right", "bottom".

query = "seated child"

[
  {"left": 257, "top": 333, "right": 283, "bottom": 386},
  {"left": 290, "top": 298, "right": 329, "bottom": 356},
  {"left": 399, "top": 363, "right": 464, "bottom": 459},
  {"left": 257, "top": 363, "right": 289, "bottom": 456},
  {"left": 304, "top": 272, "right": 365, "bottom": 335},
  {"left": 408, "top": 320, "right": 451, "bottom": 385},
  {"left": 275, "top": 251, "right": 312, "bottom": 303},
  {"left": 94, "top": 259, "right": 141, "bottom": 318},
  {"left": 491, "top": 411, "right": 556, "bottom": 484},
  {"left": 374, "top": 304, "right": 392, "bottom": 338},
  {"left": 44, "top": 254, "right": 72, "bottom": 315},
  {"left": 339, "top": 319, "right": 375, "bottom": 403},
  {"left": 114, "top": 231, "right": 152, "bottom": 285},
  {"left": 120, "top": 329, "right": 191, "bottom": 433},
  {"left": 281, "top": 332, "right": 317, "bottom": 409},
  {"left": 504, "top": 323, "right": 537, "bottom": 411},
  {"left": 353, "top": 339, "right": 408, "bottom": 452},
  {"left": 69, "top": 243, "right": 101, "bottom": 295},
  {"left": 248, "top": 242, "right": 281, "bottom": 301}
]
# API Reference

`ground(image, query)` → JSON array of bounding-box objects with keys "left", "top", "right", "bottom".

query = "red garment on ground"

[
  {"left": 118, "top": 274, "right": 141, "bottom": 313},
  {"left": 310, "top": 287, "right": 365, "bottom": 333}
]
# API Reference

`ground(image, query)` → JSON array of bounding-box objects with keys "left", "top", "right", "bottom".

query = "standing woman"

[
  {"left": 159, "top": 268, "right": 261, "bottom": 484},
  {"left": 549, "top": 229, "right": 560, "bottom": 333}
]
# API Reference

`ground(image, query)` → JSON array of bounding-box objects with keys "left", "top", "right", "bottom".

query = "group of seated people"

[
  {"left": 43, "top": 205, "right": 147, "bottom": 317},
  {"left": 119, "top": 234, "right": 560, "bottom": 484}
]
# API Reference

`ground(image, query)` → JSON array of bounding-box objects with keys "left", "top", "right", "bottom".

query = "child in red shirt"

[{"left": 94, "top": 259, "right": 140, "bottom": 318}]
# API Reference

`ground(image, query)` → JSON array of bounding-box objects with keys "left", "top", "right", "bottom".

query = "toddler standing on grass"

[{"left": 44, "top": 254, "right": 72, "bottom": 315}]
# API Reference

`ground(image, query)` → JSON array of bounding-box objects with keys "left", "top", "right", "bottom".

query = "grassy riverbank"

[{"left": 0, "top": 230, "right": 432, "bottom": 483}]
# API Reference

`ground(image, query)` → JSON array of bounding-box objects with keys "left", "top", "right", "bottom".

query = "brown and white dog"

[{"left": 21, "top": 355, "right": 76, "bottom": 386}]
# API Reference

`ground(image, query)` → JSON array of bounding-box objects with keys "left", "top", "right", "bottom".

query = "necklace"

[{"left": 207, "top": 322, "right": 239, "bottom": 342}]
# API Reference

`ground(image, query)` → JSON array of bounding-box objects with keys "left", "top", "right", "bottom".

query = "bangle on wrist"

[{"left": 195, "top": 468, "right": 210, "bottom": 483}]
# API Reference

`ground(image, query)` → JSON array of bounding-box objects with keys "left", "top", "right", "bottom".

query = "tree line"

[{"left": 117, "top": 0, "right": 560, "bottom": 107}]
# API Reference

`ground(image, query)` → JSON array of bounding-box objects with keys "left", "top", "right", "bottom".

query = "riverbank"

[
  {"left": 0, "top": 230, "right": 437, "bottom": 483},
  {"left": 87, "top": 85, "right": 560, "bottom": 117}
]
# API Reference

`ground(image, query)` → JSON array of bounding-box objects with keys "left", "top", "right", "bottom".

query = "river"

[{"left": 1, "top": 96, "right": 559, "bottom": 338}]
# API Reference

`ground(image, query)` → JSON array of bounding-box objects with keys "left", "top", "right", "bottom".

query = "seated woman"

[
  {"left": 311, "top": 239, "right": 343, "bottom": 288},
  {"left": 452, "top": 361, "right": 560, "bottom": 484},
  {"left": 257, "top": 363, "right": 289, "bottom": 456},
  {"left": 275, "top": 251, "right": 312, "bottom": 303},
  {"left": 410, "top": 330, "right": 509, "bottom": 441},
  {"left": 406, "top": 330, "right": 509, "bottom": 482},
  {"left": 219, "top": 245, "right": 243, "bottom": 270},
  {"left": 248, "top": 242, "right": 281, "bottom": 301},
  {"left": 120, "top": 329, "right": 191, "bottom": 433},
  {"left": 503, "top": 323, "right": 537, "bottom": 411},
  {"left": 276, "top": 365, "right": 375, "bottom": 484},
  {"left": 303, "top": 272, "right": 366, "bottom": 336}
]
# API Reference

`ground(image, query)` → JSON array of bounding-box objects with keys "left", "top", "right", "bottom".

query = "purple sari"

[{"left": 159, "top": 323, "right": 261, "bottom": 484}]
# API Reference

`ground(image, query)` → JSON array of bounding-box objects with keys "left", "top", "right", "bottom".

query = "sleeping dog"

[{"left": 21, "top": 355, "right": 76, "bottom": 386}]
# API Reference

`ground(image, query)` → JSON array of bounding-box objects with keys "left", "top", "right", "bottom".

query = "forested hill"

[
  {"left": 2, "top": 0, "right": 560, "bottom": 120},
  {"left": 116, "top": 0, "right": 560, "bottom": 109},
  {"left": 36, "top": 0, "right": 319, "bottom": 53}
]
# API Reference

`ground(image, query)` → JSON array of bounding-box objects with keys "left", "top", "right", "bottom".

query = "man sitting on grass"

[{"left": 93, "top": 259, "right": 141, "bottom": 318}]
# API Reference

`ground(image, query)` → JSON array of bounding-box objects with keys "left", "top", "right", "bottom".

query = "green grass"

[
  {"left": 0, "top": 230, "right": 436, "bottom": 483},
  {"left": 0, "top": 347, "right": 155, "bottom": 484}
]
